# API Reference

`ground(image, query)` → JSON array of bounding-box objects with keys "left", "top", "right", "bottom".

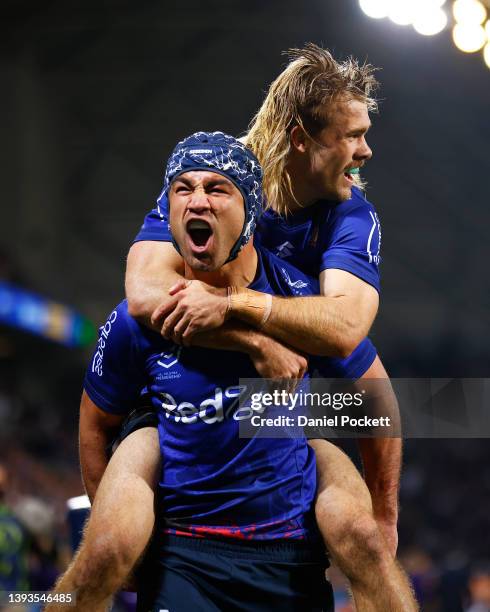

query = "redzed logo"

[{"left": 159, "top": 386, "right": 248, "bottom": 424}]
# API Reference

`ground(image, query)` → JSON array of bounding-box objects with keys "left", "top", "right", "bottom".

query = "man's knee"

[
  {"left": 316, "top": 491, "right": 387, "bottom": 567},
  {"left": 315, "top": 477, "right": 371, "bottom": 538},
  {"left": 76, "top": 529, "right": 137, "bottom": 588},
  {"left": 342, "top": 514, "right": 387, "bottom": 564}
]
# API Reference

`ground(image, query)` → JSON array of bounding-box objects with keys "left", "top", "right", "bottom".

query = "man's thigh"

[
  {"left": 83, "top": 426, "right": 161, "bottom": 560},
  {"left": 106, "top": 424, "right": 161, "bottom": 487},
  {"left": 308, "top": 439, "right": 372, "bottom": 514}
]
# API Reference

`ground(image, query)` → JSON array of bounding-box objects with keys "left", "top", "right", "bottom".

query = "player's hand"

[
  {"left": 250, "top": 335, "right": 308, "bottom": 381},
  {"left": 376, "top": 516, "right": 398, "bottom": 558},
  {"left": 151, "top": 279, "right": 228, "bottom": 344}
]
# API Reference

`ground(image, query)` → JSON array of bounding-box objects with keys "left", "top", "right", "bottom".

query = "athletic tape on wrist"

[
  {"left": 260, "top": 294, "right": 273, "bottom": 329},
  {"left": 228, "top": 286, "right": 271, "bottom": 327}
]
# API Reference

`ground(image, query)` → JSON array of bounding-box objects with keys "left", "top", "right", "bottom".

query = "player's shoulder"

[
  {"left": 106, "top": 300, "right": 175, "bottom": 353},
  {"left": 106, "top": 299, "right": 132, "bottom": 326},
  {"left": 323, "top": 188, "right": 380, "bottom": 241},
  {"left": 99, "top": 300, "right": 144, "bottom": 342},
  {"left": 333, "top": 187, "right": 378, "bottom": 218}
]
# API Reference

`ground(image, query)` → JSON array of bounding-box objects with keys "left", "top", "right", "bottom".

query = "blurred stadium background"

[{"left": 0, "top": 1, "right": 489, "bottom": 610}]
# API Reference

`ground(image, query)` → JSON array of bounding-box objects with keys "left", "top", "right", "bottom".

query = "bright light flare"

[
  {"left": 359, "top": 0, "right": 447, "bottom": 25},
  {"left": 388, "top": 0, "right": 418, "bottom": 25},
  {"left": 452, "top": 23, "right": 487, "bottom": 52},
  {"left": 484, "top": 44, "right": 490, "bottom": 68},
  {"left": 413, "top": 7, "right": 448, "bottom": 35},
  {"left": 453, "top": 0, "right": 487, "bottom": 25},
  {"left": 359, "top": 0, "right": 390, "bottom": 19}
]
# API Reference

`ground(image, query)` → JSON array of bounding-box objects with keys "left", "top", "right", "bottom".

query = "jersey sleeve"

[
  {"left": 311, "top": 337, "right": 377, "bottom": 380},
  {"left": 320, "top": 199, "right": 381, "bottom": 292},
  {"left": 83, "top": 302, "right": 146, "bottom": 415},
  {"left": 133, "top": 191, "right": 173, "bottom": 243}
]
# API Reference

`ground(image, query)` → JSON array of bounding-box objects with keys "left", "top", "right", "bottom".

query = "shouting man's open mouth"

[{"left": 186, "top": 218, "right": 214, "bottom": 254}]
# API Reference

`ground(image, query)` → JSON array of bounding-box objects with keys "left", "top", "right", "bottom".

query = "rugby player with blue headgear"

[
  {"left": 123, "top": 46, "right": 418, "bottom": 611},
  {"left": 48, "top": 132, "right": 336, "bottom": 612}
]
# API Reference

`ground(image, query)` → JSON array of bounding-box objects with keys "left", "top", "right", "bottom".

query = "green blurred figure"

[{"left": 0, "top": 464, "right": 29, "bottom": 590}]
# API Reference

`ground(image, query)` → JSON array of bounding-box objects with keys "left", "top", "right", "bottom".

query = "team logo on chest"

[{"left": 157, "top": 345, "right": 182, "bottom": 369}]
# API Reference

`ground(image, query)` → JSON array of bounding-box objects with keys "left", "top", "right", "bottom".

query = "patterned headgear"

[{"left": 163, "top": 131, "right": 263, "bottom": 263}]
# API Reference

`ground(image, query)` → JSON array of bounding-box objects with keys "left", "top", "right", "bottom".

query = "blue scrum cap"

[{"left": 163, "top": 131, "right": 263, "bottom": 263}]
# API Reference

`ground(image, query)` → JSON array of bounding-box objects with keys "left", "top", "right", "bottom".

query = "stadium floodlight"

[
  {"left": 413, "top": 6, "right": 448, "bottom": 35},
  {"left": 484, "top": 43, "right": 490, "bottom": 67},
  {"left": 359, "top": 0, "right": 390, "bottom": 19},
  {"left": 388, "top": 0, "right": 418, "bottom": 25},
  {"left": 452, "top": 22, "right": 487, "bottom": 51},
  {"left": 359, "top": 0, "right": 448, "bottom": 25},
  {"left": 453, "top": 0, "right": 487, "bottom": 24},
  {"left": 358, "top": 0, "right": 489, "bottom": 66}
]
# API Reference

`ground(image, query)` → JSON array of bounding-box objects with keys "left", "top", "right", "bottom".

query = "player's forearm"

[
  {"left": 191, "top": 321, "right": 264, "bottom": 355},
  {"left": 127, "top": 277, "right": 182, "bottom": 328},
  {"left": 125, "top": 241, "right": 184, "bottom": 328},
  {"left": 356, "top": 376, "right": 402, "bottom": 523},
  {"left": 358, "top": 437, "right": 401, "bottom": 523},
  {"left": 79, "top": 428, "right": 113, "bottom": 503},
  {"left": 79, "top": 394, "right": 123, "bottom": 502},
  {"left": 229, "top": 289, "right": 363, "bottom": 357},
  {"left": 191, "top": 320, "right": 307, "bottom": 380}
]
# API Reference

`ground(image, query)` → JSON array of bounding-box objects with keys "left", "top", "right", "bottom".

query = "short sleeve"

[
  {"left": 83, "top": 302, "right": 146, "bottom": 415},
  {"left": 311, "top": 337, "right": 377, "bottom": 380},
  {"left": 320, "top": 201, "right": 381, "bottom": 293},
  {"left": 133, "top": 191, "right": 173, "bottom": 243}
]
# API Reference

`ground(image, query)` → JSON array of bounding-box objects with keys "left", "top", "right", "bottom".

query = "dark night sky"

[{"left": 1, "top": 0, "right": 489, "bottom": 375}]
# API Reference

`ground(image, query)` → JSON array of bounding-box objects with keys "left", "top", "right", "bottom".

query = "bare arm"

[
  {"left": 155, "top": 269, "right": 378, "bottom": 358},
  {"left": 125, "top": 241, "right": 184, "bottom": 326},
  {"left": 79, "top": 390, "right": 125, "bottom": 502},
  {"left": 230, "top": 269, "right": 378, "bottom": 357},
  {"left": 359, "top": 437, "right": 400, "bottom": 521},
  {"left": 354, "top": 357, "right": 402, "bottom": 556}
]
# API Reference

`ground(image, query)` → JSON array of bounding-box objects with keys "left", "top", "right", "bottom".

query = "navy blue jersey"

[
  {"left": 86, "top": 247, "right": 326, "bottom": 541},
  {"left": 135, "top": 187, "right": 381, "bottom": 292}
]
